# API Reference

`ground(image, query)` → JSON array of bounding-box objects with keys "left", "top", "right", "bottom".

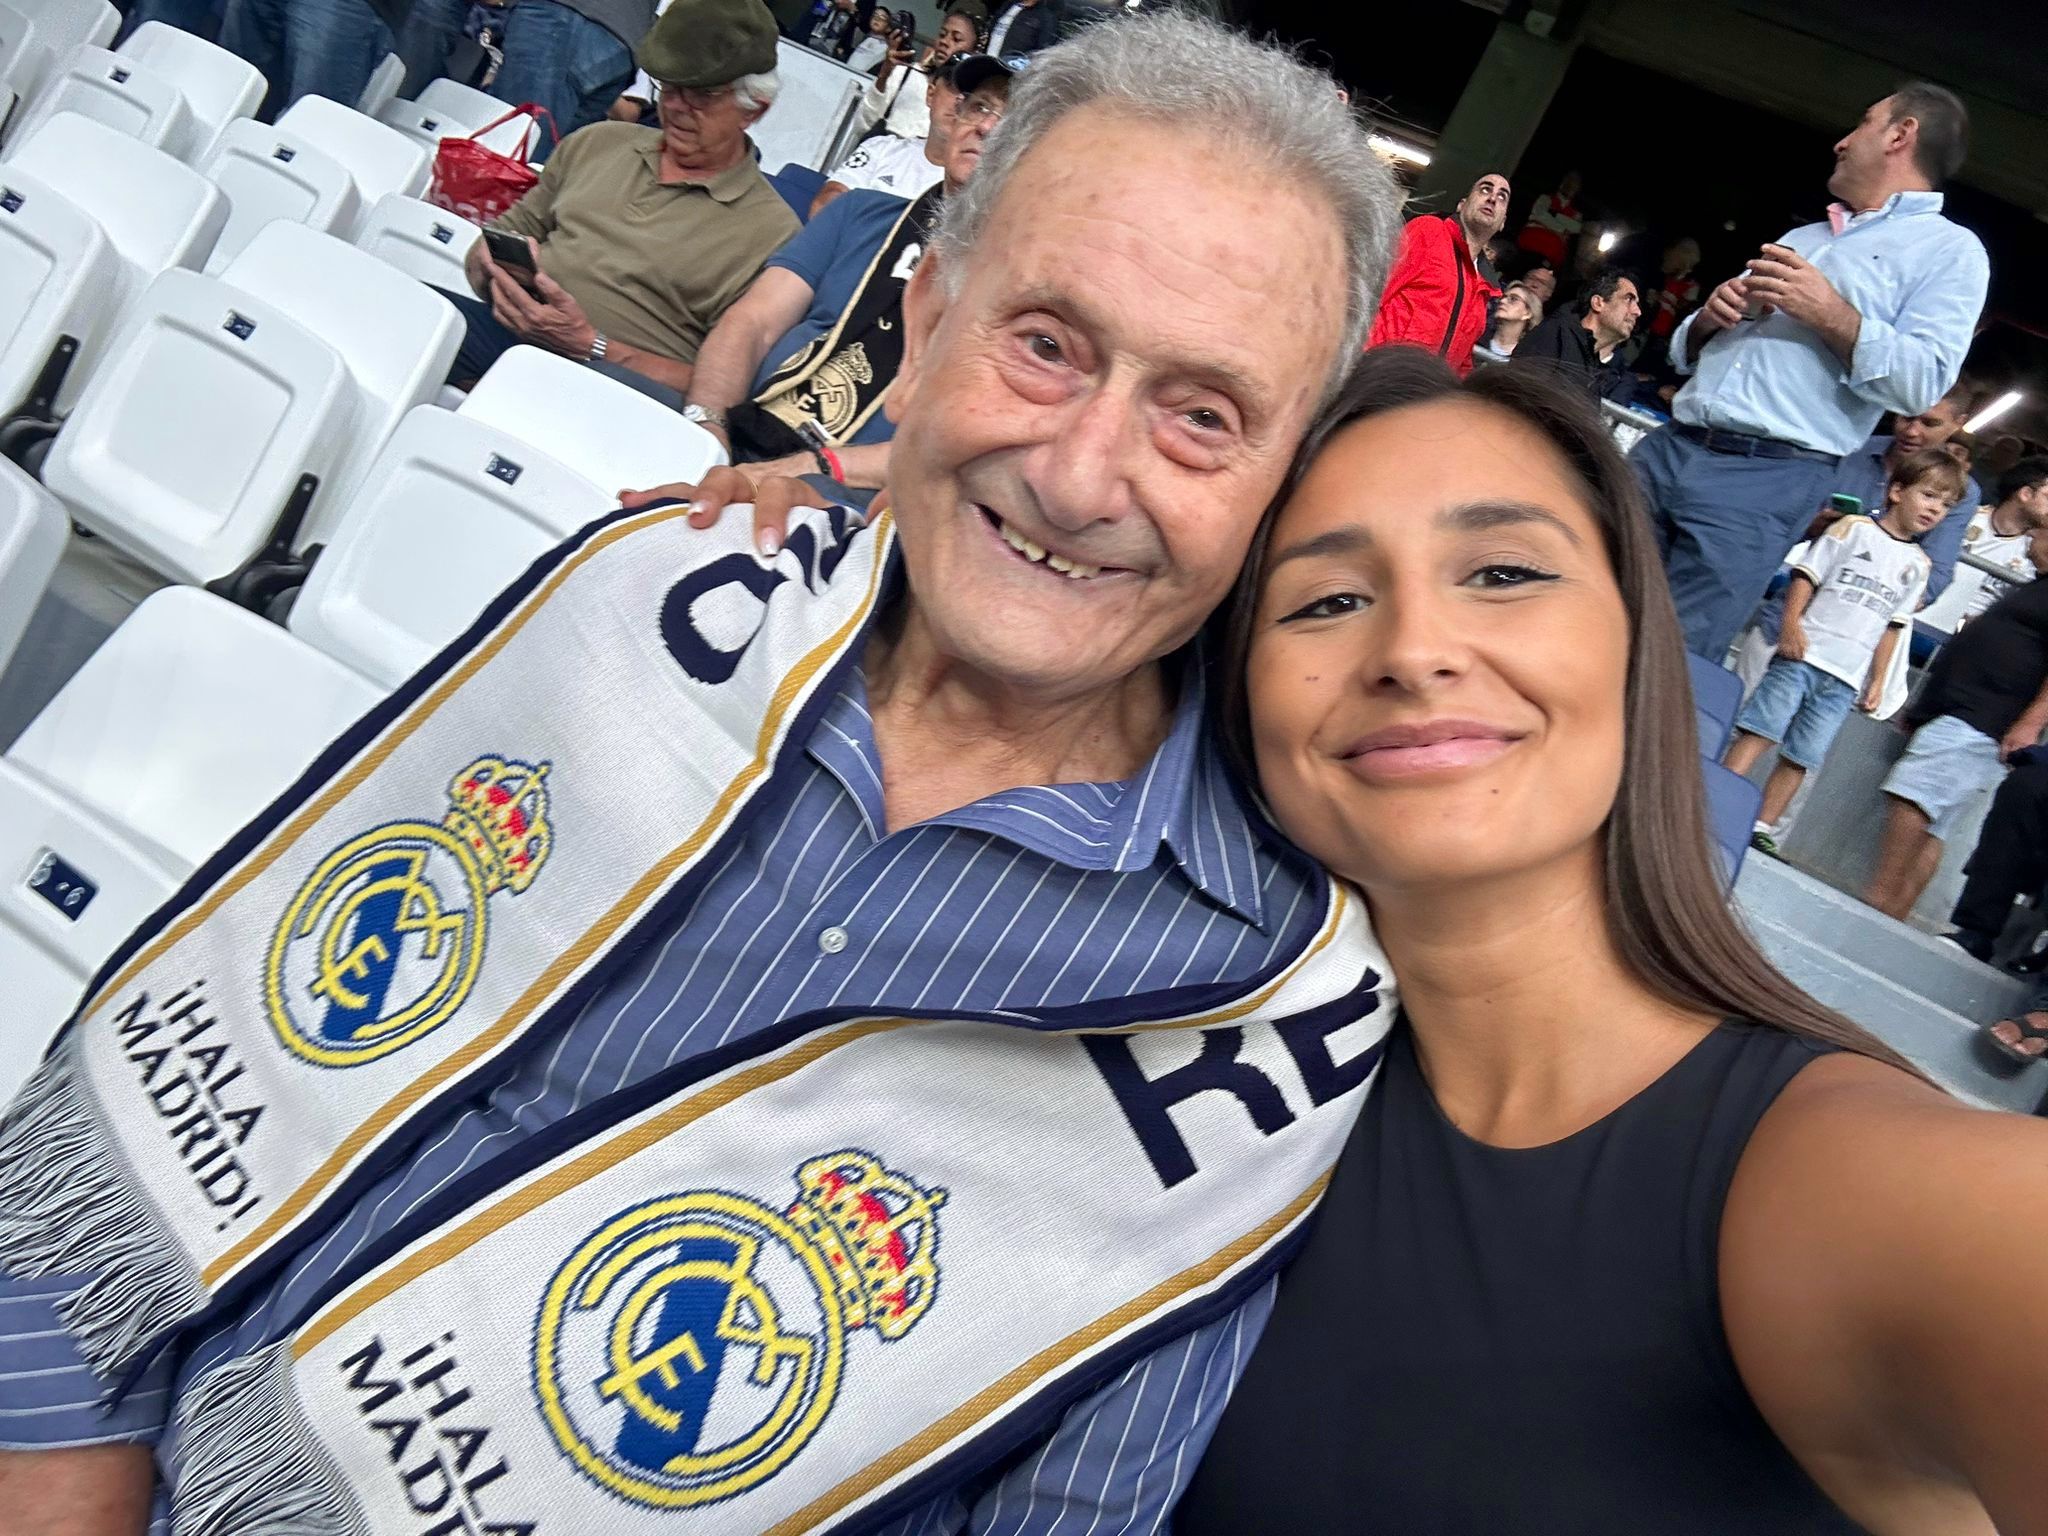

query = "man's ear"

[{"left": 886, "top": 247, "right": 951, "bottom": 425}]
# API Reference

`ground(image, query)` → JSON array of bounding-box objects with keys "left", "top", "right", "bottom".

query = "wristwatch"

[
  {"left": 682, "top": 403, "right": 729, "bottom": 430},
  {"left": 586, "top": 332, "right": 608, "bottom": 364}
]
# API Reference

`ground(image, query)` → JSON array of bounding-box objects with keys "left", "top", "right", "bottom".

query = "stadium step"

[{"left": 1736, "top": 861, "right": 2042, "bottom": 1113}]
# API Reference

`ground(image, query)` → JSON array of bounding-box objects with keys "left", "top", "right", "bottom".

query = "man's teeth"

[{"left": 995, "top": 518, "right": 1101, "bottom": 579}]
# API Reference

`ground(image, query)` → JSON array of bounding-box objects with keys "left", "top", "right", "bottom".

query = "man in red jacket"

[{"left": 1367, "top": 171, "right": 1510, "bottom": 376}]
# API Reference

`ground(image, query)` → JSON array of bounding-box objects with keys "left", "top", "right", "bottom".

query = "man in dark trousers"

[
  {"left": 1510, "top": 269, "right": 1640, "bottom": 403},
  {"left": 1366, "top": 171, "right": 1509, "bottom": 377}
]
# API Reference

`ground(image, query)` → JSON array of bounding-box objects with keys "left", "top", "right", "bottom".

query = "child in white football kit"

[{"left": 1724, "top": 446, "right": 1971, "bottom": 853}]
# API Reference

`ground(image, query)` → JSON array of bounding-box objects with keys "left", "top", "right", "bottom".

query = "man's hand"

[
  {"left": 1744, "top": 244, "right": 1860, "bottom": 358},
  {"left": 1776, "top": 621, "right": 1807, "bottom": 662},
  {"left": 488, "top": 239, "right": 597, "bottom": 359},
  {"left": 1999, "top": 712, "right": 2048, "bottom": 762},
  {"left": 617, "top": 465, "right": 848, "bottom": 557},
  {"left": 1683, "top": 275, "right": 1749, "bottom": 359}
]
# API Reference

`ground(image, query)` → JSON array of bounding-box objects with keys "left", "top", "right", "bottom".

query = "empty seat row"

[
  {"left": 0, "top": 0, "right": 117, "bottom": 110},
  {"left": 2, "top": 21, "right": 260, "bottom": 165},
  {"left": 0, "top": 585, "right": 382, "bottom": 1099}
]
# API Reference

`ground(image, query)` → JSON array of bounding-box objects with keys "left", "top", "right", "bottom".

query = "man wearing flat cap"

[{"left": 445, "top": 0, "right": 801, "bottom": 395}]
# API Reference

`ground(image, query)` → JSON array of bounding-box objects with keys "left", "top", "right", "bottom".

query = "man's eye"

[
  {"left": 1279, "top": 593, "right": 1366, "bottom": 622},
  {"left": 1467, "top": 564, "right": 1560, "bottom": 590},
  {"left": 1027, "top": 333, "right": 1064, "bottom": 364}
]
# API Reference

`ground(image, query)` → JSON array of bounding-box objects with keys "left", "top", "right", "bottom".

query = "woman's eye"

[
  {"left": 1279, "top": 592, "right": 1367, "bottom": 622},
  {"left": 1467, "top": 564, "right": 1559, "bottom": 590}
]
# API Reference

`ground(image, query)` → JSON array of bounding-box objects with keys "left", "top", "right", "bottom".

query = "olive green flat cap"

[{"left": 636, "top": 0, "right": 779, "bottom": 89}]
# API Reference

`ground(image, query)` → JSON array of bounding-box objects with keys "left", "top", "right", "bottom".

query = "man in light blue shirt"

[{"left": 1631, "top": 82, "right": 1989, "bottom": 660}]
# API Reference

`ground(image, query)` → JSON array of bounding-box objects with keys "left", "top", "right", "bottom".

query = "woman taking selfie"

[{"left": 1179, "top": 350, "right": 2048, "bottom": 1534}]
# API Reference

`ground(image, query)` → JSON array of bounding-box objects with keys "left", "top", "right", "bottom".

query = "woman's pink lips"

[{"left": 1337, "top": 723, "right": 1524, "bottom": 781}]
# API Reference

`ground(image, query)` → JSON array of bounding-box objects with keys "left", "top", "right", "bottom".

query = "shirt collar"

[
  {"left": 1826, "top": 188, "right": 1945, "bottom": 233},
  {"left": 634, "top": 133, "right": 765, "bottom": 204},
  {"left": 804, "top": 624, "right": 1268, "bottom": 927}
]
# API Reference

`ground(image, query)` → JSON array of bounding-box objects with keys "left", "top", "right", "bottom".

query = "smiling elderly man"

[
  {"left": 0, "top": 15, "right": 1401, "bottom": 1534},
  {"left": 444, "top": 0, "right": 800, "bottom": 394}
]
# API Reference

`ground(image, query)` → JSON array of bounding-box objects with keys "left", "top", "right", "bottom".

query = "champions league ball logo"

[
  {"left": 532, "top": 1152, "right": 946, "bottom": 1508},
  {"left": 264, "top": 756, "right": 553, "bottom": 1067}
]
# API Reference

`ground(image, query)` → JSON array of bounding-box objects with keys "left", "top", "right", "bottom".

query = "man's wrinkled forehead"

[{"left": 1470, "top": 175, "right": 1510, "bottom": 199}]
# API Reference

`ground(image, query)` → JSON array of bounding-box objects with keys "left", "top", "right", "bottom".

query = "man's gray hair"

[
  {"left": 733, "top": 69, "right": 781, "bottom": 115},
  {"left": 929, "top": 12, "right": 1402, "bottom": 403}
]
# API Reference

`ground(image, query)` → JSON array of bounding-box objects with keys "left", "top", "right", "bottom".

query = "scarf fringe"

[
  {"left": 170, "top": 1343, "right": 368, "bottom": 1536},
  {"left": 0, "top": 1054, "right": 207, "bottom": 1377}
]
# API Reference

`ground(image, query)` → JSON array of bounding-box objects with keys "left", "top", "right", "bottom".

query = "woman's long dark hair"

[{"left": 1220, "top": 346, "right": 1924, "bottom": 1077}]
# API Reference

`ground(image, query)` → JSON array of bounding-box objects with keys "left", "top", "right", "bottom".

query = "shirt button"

[{"left": 818, "top": 926, "right": 849, "bottom": 955}]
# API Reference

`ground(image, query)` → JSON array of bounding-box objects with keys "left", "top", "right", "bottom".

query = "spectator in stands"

[
  {"left": 858, "top": 4, "right": 979, "bottom": 138},
  {"left": 1520, "top": 261, "right": 1557, "bottom": 309},
  {"left": 447, "top": 0, "right": 800, "bottom": 394},
  {"left": 1471, "top": 281, "right": 1543, "bottom": 365},
  {"left": 631, "top": 54, "right": 1009, "bottom": 490},
  {"left": 987, "top": 0, "right": 1062, "bottom": 57},
  {"left": 1509, "top": 269, "right": 1640, "bottom": 403},
  {"left": 0, "top": 17, "right": 1409, "bottom": 1534},
  {"left": 1866, "top": 522, "right": 2048, "bottom": 920},
  {"left": 1725, "top": 447, "right": 1960, "bottom": 855},
  {"left": 1367, "top": 171, "right": 1509, "bottom": 377},
  {"left": 1945, "top": 750, "right": 2048, "bottom": 971},
  {"left": 810, "top": 52, "right": 963, "bottom": 215},
  {"left": 1643, "top": 236, "right": 1702, "bottom": 350},
  {"left": 1917, "top": 454, "right": 2048, "bottom": 636},
  {"left": 847, "top": 5, "right": 893, "bottom": 71},
  {"left": 1630, "top": 83, "right": 1989, "bottom": 661},
  {"left": 219, "top": 0, "right": 391, "bottom": 114},
  {"left": 1514, "top": 168, "right": 1582, "bottom": 270}
]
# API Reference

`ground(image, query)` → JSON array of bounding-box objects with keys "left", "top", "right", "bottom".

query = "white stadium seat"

[
  {"left": 356, "top": 49, "right": 403, "bottom": 119},
  {"left": 352, "top": 192, "right": 477, "bottom": 290},
  {"left": 460, "top": 346, "right": 727, "bottom": 495},
  {"left": 220, "top": 220, "right": 462, "bottom": 542},
  {"left": 4, "top": 114, "right": 226, "bottom": 405},
  {"left": 0, "top": 166, "right": 120, "bottom": 416},
  {"left": 0, "top": 455, "right": 65, "bottom": 677},
  {"left": 41, "top": 267, "right": 352, "bottom": 583},
  {"left": 289, "top": 405, "right": 606, "bottom": 688},
  {"left": 374, "top": 94, "right": 474, "bottom": 149},
  {"left": 197, "top": 119, "right": 359, "bottom": 275},
  {"left": 0, "top": 0, "right": 116, "bottom": 108},
  {"left": 274, "top": 93, "right": 430, "bottom": 214},
  {"left": 117, "top": 20, "right": 265, "bottom": 165},
  {"left": 0, "top": 586, "right": 379, "bottom": 1084},
  {"left": 2, "top": 44, "right": 190, "bottom": 158},
  {"left": 412, "top": 78, "right": 539, "bottom": 157}
]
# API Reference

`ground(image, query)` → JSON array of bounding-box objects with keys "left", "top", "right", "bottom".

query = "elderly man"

[
  {"left": 0, "top": 14, "right": 1402, "bottom": 1533},
  {"left": 1367, "top": 170, "right": 1510, "bottom": 376},
  {"left": 1630, "top": 83, "right": 1990, "bottom": 661},
  {"left": 1511, "top": 268, "right": 1640, "bottom": 403},
  {"left": 442, "top": 0, "right": 799, "bottom": 393},
  {"left": 628, "top": 55, "right": 1008, "bottom": 494}
]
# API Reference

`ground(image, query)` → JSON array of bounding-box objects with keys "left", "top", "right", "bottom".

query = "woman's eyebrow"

[
  {"left": 1439, "top": 499, "right": 1583, "bottom": 545},
  {"left": 1267, "top": 525, "right": 1372, "bottom": 569}
]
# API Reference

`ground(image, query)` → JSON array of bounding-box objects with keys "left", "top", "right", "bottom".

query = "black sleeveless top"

[{"left": 1181, "top": 1020, "right": 1869, "bottom": 1534}]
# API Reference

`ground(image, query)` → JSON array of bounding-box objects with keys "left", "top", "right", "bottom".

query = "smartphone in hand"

[{"left": 483, "top": 229, "right": 542, "bottom": 291}]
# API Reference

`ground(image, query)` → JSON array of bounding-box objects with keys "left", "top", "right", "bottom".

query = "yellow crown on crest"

[
  {"left": 443, "top": 757, "right": 553, "bottom": 895},
  {"left": 788, "top": 1151, "right": 946, "bottom": 1341}
]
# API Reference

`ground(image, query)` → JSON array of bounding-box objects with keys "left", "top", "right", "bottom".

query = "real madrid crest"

[
  {"left": 264, "top": 756, "right": 553, "bottom": 1067},
  {"left": 533, "top": 1151, "right": 945, "bottom": 1508}
]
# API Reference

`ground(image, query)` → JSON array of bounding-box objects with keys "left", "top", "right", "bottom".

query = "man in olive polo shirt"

[{"left": 447, "top": 0, "right": 801, "bottom": 395}]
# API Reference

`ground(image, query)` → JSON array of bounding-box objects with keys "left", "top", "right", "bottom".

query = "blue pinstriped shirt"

[{"left": 1, "top": 645, "right": 1318, "bottom": 1533}]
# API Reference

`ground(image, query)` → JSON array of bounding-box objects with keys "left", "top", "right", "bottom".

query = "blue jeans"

[
  {"left": 219, "top": 0, "right": 393, "bottom": 115},
  {"left": 1630, "top": 427, "right": 1838, "bottom": 663},
  {"left": 1734, "top": 658, "right": 1858, "bottom": 771},
  {"left": 489, "top": 0, "right": 636, "bottom": 162},
  {"left": 394, "top": 0, "right": 470, "bottom": 96},
  {"left": 118, "top": 0, "right": 228, "bottom": 45}
]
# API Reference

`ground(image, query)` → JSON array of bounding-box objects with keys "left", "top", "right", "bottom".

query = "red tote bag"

[{"left": 427, "top": 103, "right": 560, "bottom": 225}]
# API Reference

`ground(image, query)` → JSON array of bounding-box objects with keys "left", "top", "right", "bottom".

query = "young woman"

[
  {"left": 1181, "top": 349, "right": 2048, "bottom": 1534},
  {"left": 1473, "top": 279, "right": 1543, "bottom": 362}
]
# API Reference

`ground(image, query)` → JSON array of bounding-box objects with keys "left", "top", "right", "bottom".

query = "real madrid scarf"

[
  {"left": 166, "top": 887, "right": 1385, "bottom": 1535},
  {"left": 0, "top": 498, "right": 1391, "bottom": 1533},
  {"left": 731, "top": 186, "right": 942, "bottom": 460}
]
